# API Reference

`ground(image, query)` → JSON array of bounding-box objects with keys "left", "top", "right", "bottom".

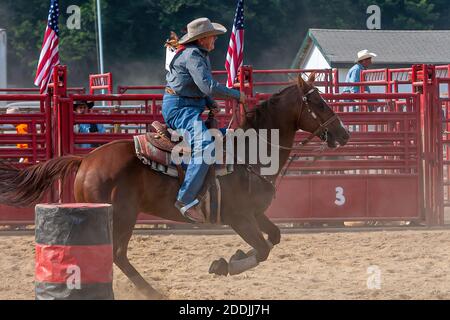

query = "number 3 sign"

[{"left": 335, "top": 187, "right": 346, "bottom": 206}]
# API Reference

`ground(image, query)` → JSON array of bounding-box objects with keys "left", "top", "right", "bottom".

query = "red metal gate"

[{"left": 266, "top": 92, "right": 422, "bottom": 222}]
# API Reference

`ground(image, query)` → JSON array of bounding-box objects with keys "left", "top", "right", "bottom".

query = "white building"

[{"left": 291, "top": 29, "right": 450, "bottom": 93}]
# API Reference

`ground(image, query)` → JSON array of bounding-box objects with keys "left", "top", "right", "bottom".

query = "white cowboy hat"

[
  {"left": 178, "top": 17, "right": 227, "bottom": 45},
  {"left": 6, "top": 106, "right": 20, "bottom": 114},
  {"left": 356, "top": 49, "right": 377, "bottom": 62}
]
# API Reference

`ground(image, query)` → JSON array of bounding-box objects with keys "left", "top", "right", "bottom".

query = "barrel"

[{"left": 35, "top": 203, "right": 114, "bottom": 300}]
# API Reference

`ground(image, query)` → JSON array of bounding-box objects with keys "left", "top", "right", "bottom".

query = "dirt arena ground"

[{"left": 1, "top": 229, "right": 450, "bottom": 300}]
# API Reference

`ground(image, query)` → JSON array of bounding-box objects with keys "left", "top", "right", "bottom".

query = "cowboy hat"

[
  {"left": 178, "top": 17, "right": 227, "bottom": 45},
  {"left": 6, "top": 106, "right": 20, "bottom": 114},
  {"left": 356, "top": 49, "right": 377, "bottom": 62},
  {"left": 73, "top": 100, "right": 94, "bottom": 109}
]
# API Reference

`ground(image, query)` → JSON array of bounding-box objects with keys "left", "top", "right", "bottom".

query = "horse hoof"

[
  {"left": 209, "top": 258, "right": 228, "bottom": 276},
  {"left": 230, "top": 249, "right": 247, "bottom": 262}
]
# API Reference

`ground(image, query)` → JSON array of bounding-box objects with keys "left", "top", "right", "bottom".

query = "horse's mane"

[{"left": 242, "top": 84, "right": 298, "bottom": 130}]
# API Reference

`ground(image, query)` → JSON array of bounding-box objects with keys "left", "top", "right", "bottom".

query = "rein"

[{"left": 241, "top": 86, "right": 340, "bottom": 193}]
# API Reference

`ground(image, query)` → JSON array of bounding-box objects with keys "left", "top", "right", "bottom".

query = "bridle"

[
  {"left": 242, "top": 84, "right": 341, "bottom": 193},
  {"left": 296, "top": 87, "right": 339, "bottom": 148}
]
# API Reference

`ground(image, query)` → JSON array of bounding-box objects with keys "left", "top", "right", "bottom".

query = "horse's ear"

[
  {"left": 297, "top": 74, "right": 306, "bottom": 89},
  {"left": 307, "top": 72, "right": 316, "bottom": 85}
]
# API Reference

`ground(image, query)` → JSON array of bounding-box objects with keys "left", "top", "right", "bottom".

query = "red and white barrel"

[{"left": 35, "top": 203, "right": 114, "bottom": 300}]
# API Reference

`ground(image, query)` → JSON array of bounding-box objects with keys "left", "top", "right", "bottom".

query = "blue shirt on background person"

[
  {"left": 73, "top": 100, "right": 105, "bottom": 149},
  {"left": 77, "top": 123, "right": 105, "bottom": 134},
  {"left": 343, "top": 63, "right": 371, "bottom": 93},
  {"left": 75, "top": 123, "right": 105, "bottom": 149}
]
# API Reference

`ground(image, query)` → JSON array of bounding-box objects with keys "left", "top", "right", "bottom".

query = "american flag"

[
  {"left": 225, "top": 0, "right": 244, "bottom": 88},
  {"left": 34, "top": 0, "right": 60, "bottom": 94}
]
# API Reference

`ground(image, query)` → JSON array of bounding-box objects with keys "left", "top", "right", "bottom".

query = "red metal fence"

[{"left": 0, "top": 64, "right": 447, "bottom": 225}]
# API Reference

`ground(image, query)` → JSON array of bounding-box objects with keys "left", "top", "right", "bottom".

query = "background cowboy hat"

[
  {"left": 178, "top": 17, "right": 227, "bottom": 45},
  {"left": 73, "top": 100, "right": 94, "bottom": 109},
  {"left": 6, "top": 106, "right": 20, "bottom": 114},
  {"left": 356, "top": 49, "right": 377, "bottom": 62}
]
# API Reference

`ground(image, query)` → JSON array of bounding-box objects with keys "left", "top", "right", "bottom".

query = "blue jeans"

[{"left": 162, "top": 93, "right": 213, "bottom": 205}]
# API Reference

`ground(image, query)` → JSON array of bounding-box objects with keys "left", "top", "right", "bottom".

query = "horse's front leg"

[
  {"left": 255, "top": 213, "right": 281, "bottom": 246},
  {"left": 209, "top": 214, "right": 273, "bottom": 276}
]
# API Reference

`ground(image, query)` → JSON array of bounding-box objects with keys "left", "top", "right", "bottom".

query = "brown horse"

[{"left": 0, "top": 74, "right": 349, "bottom": 299}]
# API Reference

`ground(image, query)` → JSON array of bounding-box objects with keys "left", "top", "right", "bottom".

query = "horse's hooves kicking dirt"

[{"left": 209, "top": 258, "right": 228, "bottom": 276}]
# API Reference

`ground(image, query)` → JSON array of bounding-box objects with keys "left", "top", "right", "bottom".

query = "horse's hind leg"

[{"left": 112, "top": 203, "right": 164, "bottom": 299}]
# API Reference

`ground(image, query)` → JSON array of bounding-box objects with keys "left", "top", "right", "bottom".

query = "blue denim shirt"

[
  {"left": 78, "top": 123, "right": 105, "bottom": 134},
  {"left": 76, "top": 123, "right": 105, "bottom": 149},
  {"left": 166, "top": 44, "right": 241, "bottom": 106},
  {"left": 343, "top": 63, "right": 370, "bottom": 93}
]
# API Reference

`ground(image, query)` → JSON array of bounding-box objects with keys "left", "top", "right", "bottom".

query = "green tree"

[{"left": 1, "top": 0, "right": 449, "bottom": 88}]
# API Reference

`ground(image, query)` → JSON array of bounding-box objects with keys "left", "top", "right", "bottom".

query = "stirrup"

[{"left": 175, "top": 199, "right": 205, "bottom": 223}]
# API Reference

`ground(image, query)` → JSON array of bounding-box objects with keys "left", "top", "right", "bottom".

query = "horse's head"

[{"left": 295, "top": 73, "right": 349, "bottom": 148}]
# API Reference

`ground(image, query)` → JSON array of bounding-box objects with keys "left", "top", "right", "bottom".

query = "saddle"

[
  {"left": 133, "top": 121, "right": 233, "bottom": 224},
  {"left": 146, "top": 121, "right": 183, "bottom": 152},
  {"left": 133, "top": 121, "right": 187, "bottom": 180}
]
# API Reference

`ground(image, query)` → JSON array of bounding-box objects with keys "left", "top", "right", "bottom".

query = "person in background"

[
  {"left": 343, "top": 49, "right": 377, "bottom": 94},
  {"left": 343, "top": 49, "right": 378, "bottom": 125},
  {"left": 73, "top": 100, "right": 105, "bottom": 149},
  {"left": 6, "top": 106, "right": 28, "bottom": 163}
]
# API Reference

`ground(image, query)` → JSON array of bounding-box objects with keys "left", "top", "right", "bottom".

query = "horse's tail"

[{"left": 0, "top": 156, "right": 83, "bottom": 207}]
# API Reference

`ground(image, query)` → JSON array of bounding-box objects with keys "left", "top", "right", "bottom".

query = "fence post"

[
  {"left": 414, "top": 64, "right": 443, "bottom": 225},
  {"left": 52, "top": 65, "right": 73, "bottom": 203},
  {"left": 332, "top": 68, "right": 339, "bottom": 94},
  {"left": 237, "top": 65, "right": 253, "bottom": 127},
  {"left": 52, "top": 65, "right": 68, "bottom": 158}
]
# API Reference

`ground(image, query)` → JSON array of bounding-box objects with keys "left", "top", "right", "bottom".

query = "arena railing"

[
  {"left": 0, "top": 64, "right": 444, "bottom": 225},
  {"left": 359, "top": 65, "right": 450, "bottom": 94},
  {"left": 437, "top": 75, "right": 450, "bottom": 210},
  {"left": 0, "top": 87, "right": 86, "bottom": 94},
  {"left": 0, "top": 94, "right": 52, "bottom": 163}
]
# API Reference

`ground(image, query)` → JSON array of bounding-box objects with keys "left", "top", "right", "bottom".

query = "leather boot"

[{"left": 175, "top": 200, "right": 206, "bottom": 223}]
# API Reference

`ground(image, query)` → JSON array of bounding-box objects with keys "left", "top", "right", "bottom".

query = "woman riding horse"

[
  {"left": 0, "top": 73, "right": 350, "bottom": 299},
  {"left": 163, "top": 17, "right": 246, "bottom": 223}
]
